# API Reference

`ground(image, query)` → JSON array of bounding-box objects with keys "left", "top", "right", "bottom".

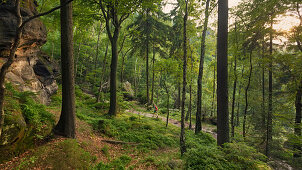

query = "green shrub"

[
  {"left": 185, "top": 145, "right": 236, "bottom": 170},
  {"left": 222, "top": 143, "right": 269, "bottom": 169},
  {"left": 95, "top": 155, "right": 132, "bottom": 170},
  {"left": 17, "top": 139, "right": 95, "bottom": 169}
]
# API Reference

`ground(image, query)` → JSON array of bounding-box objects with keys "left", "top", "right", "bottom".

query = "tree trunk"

[
  {"left": 236, "top": 85, "right": 241, "bottom": 127},
  {"left": 211, "top": 61, "right": 216, "bottom": 117},
  {"left": 261, "top": 39, "right": 266, "bottom": 141},
  {"left": 266, "top": 18, "right": 273, "bottom": 157},
  {"left": 294, "top": 83, "right": 302, "bottom": 157},
  {"left": 120, "top": 52, "right": 125, "bottom": 86},
  {"left": 180, "top": 0, "right": 188, "bottom": 156},
  {"left": 177, "top": 82, "right": 181, "bottom": 109},
  {"left": 151, "top": 46, "right": 155, "bottom": 104},
  {"left": 243, "top": 52, "right": 253, "bottom": 139},
  {"left": 196, "top": 0, "right": 211, "bottom": 134},
  {"left": 231, "top": 59, "right": 237, "bottom": 138},
  {"left": 93, "top": 22, "right": 102, "bottom": 84},
  {"left": 146, "top": 9, "right": 150, "bottom": 106},
  {"left": 186, "top": 48, "right": 193, "bottom": 121},
  {"left": 54, "top": 0, "right": 76, "bottom": 138},
  {"left": 75, "top": 41, "right": 81, "bottom": 79},
  {"left": 96, "top": 42, "right": 109, "bottom": 103},
  {"left": 217, "top": 0, "right": 229, "bottom": 146},
  {"left": 134, "top": 56, "right": 138, "bottom": 97},
  {"left": 231, "top": 23, "right": 238, "bottom": 139},
  {"left": 108, "top": 29, "right": 120, "bottom": 116},
  {"left": 166, "top": 90, "right": 170, "bottom": 127}
]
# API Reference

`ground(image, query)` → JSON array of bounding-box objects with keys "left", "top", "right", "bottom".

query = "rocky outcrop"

[
  {"left": 123, "top": 81, "right": 134, "bottom": 100},
  {"left": 0, "top": 0, "right": 58, "bottom": 104}
]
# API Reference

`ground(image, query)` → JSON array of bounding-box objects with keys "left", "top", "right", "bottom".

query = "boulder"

[
  {"left": 0, "top": 111, "right": 26, "bottom": 146},
  {"left": 123, "top": 81, "right": 134, "bottom": 100},
  {"left": 0, "top": 0, "right": 58, "bottom": 104}
]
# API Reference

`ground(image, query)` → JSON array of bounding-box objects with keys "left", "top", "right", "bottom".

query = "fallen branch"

[{"left": 101, "top": 139, "right": 140, "bottom": 145}]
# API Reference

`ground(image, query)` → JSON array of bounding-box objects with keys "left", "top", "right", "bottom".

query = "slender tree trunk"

[
  {"left": 120, "top": 52, "right": 125, "bottom": 86},
  {"left": 151, "top": 46, "right": 155, "bottom": 104},
  {"left": 54, "top": 0, "right": 76, "bottom": 138},
  {"left": 230, "top": 22, "right": 238, "bottom": 139},
  {"left": 156, "top": 81, "right": 159, "bottom": 105},
  {"left": 146, "top": 42, "right": 149, "bottom": 105},
  {"left": 196, "top": 0, "right": 211, "bottom": 134},
  {"left": 134, "top": 56, "right": 138, "bottom": 97},
  {"left": 187, "top": 84, "right": 192, "bottom": 125},
  {"left": 180, "top": 0, "right": 188, "bottom": 156},
  {"left": 177, "top": 82, "right": 181, "bottom": 109},
  {"left": 96, "top": 42, "right": 109, "bottom": 103},
  {"left": 294, "top": 83, "right": 302, "bottom": 157},
  {"left": 166, "top": 89, "right": 170, "bottom": 127},
  {"left": 236, "top": 85, "right": 241, "bottom": 126},
  {"left": 261, "top": 40, "right": 266, "bottom": 142},
  {"left": 266, "top": 18, "right": 273, "bottom": 157},
  {"left": 243, "top": 52, "right": 253, "bottom": 139},
  {"left": 146, "top": 9, "right": 150, "bottom": 106},
  {"left": 231, "top": 57, "right": 237, "bottom": 138},
  {"left": 93, "top": 23, "right": 102, "bottom": 84},
  {"left": 211, "top": 62, "right": 216, "bottom": 117},
  {"left": 186, "top": 48, "right": 193, "bottom": 121},
  {"left": 217, "top": 0, "right": 229, "bottom": 146},
  {"left": 75, "top": 41, "right": 81, "bottom": 78}
]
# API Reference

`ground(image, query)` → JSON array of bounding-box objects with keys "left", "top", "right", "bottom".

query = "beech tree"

[
  {"left": 216, "top": 0, "right": 229, "bottom": 146},
  {"left": 97, "top": 0, "right": 160, "bottom": 116},
  {"left": 53, "top": 0, "right": 76, "bottom": 138}
]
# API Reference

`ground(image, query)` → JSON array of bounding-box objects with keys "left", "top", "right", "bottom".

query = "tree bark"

[
  {"left": 93, "top": 22, "right": 103, "bottom": 84},
  {"left": 266, "top": 18, "right": 273, "bottom": 157},
  {"left": 166, "top": 89, "right": 170, "bottom": 127},
  {"left": 217, "top": 0, "right": 229, "bottom": 146},
  {"left": 54, "top": 0, "right": 76, "bottom": 138},
  {"left": 211, "top": 61, "right": 216, "bottom": 117},
  {"left": 96, "top": 42, "right": 109, "bottom": 103},
  {"left": 261, "top": 39, "right": 266, "bottom": 141},
  {"left": 151, "top": 46, "right": 155, "bottom": 104},
  {"left": 186, "top": 48, "right": 193, "bottom": 121},
  {"left": 108, "top": 29, "right": 120, "bottom": 116},
  {"left": 294, "top": 83, "right": 302, "bottom": 157},
  {"left": 146, "top": 9, "right": 150, "bottom": 106},
  {"left": 243, "top": 52, "right": 253, "bottom": 139},
  {"left": 230, "top": 22, "right": 238, "bottom": 139},
  {"left": 196, "top": 0, "right": 211, "bottom": 134},
  {"left": 180, "top": 0, "right": 188, "bottom": 156}
]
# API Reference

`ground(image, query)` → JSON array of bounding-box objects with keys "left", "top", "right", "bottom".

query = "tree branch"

[
  {"left": 20, "top": 0, "right": 74, "bottom": 31},
  {"left": 99, "top": 0, "right": 113, "bottom": 40}
]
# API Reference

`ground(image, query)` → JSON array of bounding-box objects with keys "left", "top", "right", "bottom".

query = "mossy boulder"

[{"left": 0, "top": 110, "right": 26, "bottom": 146}]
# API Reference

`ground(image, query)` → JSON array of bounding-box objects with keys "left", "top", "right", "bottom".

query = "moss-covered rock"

[{"left": 0, "top": 111, "right": 26, "bottom": 146}]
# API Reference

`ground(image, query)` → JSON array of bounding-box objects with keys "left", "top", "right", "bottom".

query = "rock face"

[
  {"left": 123, "top": 81, "right": 134, "bottom": 100},
  {"left": 0, "top": 0, "right": 58, "bottom": 104}
]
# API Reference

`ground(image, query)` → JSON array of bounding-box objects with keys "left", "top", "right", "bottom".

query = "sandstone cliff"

[{"left": 0, "top": 0, "right": 58, "bottom": 104}]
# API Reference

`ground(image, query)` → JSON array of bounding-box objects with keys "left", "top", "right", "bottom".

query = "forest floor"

[
  {"left": 125, "top": 106, "right": 217, "bottom": 139},
  {"left": 0, "top": 98, "right": 199, "bottom": 169}
]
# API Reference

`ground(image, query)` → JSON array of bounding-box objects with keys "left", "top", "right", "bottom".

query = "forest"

[{"left": 0, "top": 0, "right": 301, "bottom": 169}]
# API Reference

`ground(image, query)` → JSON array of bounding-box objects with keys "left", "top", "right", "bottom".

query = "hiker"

[{"left": 153, "top": 102, "right": 158, "bottom": 118}]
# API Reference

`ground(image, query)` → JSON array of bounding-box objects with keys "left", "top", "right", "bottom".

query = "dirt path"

[{"left": 125, "top": 108, "right": 217, "bottom": 139}]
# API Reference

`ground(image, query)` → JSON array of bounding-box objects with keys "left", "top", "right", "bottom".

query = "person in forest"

[{"left": 153, "top": 102, "right": 158, "bottom": 118}]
